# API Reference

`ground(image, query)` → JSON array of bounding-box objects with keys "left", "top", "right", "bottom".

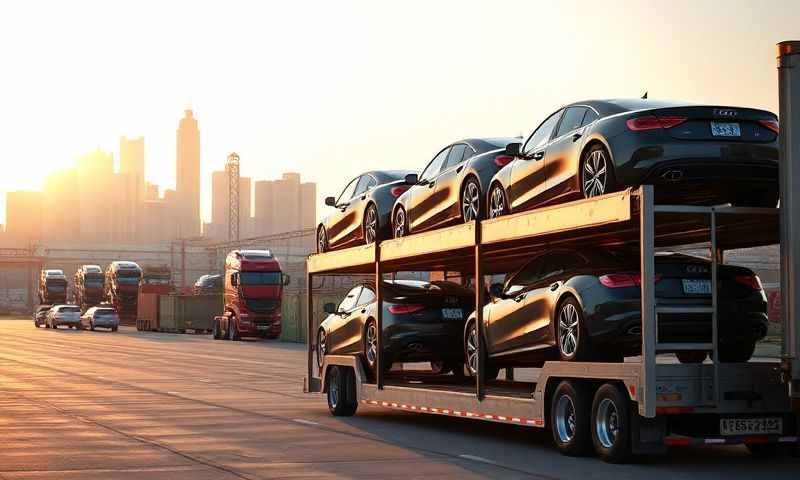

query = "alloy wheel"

[
  {"left": 394, "top": 209, "right": 406, "bottom": 238},
  {"left": 489, "top": 186, "right": 506, "bottom": 219},
  {"left": 364, "top": 207, "right": 378, "bottom": 244},
  {"left": 558, "top": 303, "right": 580, "bottom": 357},
  {"left": 583, "top": 149, "right": 608, "bottom": 198},
  {"left": 466, "top": 324, "right": 479, "bottom": 375},
  {"left": 328, "top": 368, "right": 340, "bottom": 409},
  {"left": 318, "top": 228, "right": 327, "bottom": 253},
  {"left": 365, "top": 323, "right": 378, "bottom": 367},
  {"left": 595, "top": 398, "right": 619, "bottom": 449},
  {"left": 555, "top": 394, "right": 577, "bottom": 443},
  {"left": 317, "top": 329, "right": 326, "bottom": 368},
  {"left": 461, "top": 180, "right": 480, "bottom": 222}
]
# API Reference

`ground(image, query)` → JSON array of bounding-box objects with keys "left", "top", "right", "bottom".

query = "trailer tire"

[
  {"left": 591, "top": 383, "right": 632, "bottom": 463},
  {"left": 551, "top": 380, "right": 591, "bottom": 456},
  {"left": 228, "top": 316, "right": 240, "bottom": 341},
  {"left": 327, "top": 366, "right": 358, "bottom": 417},
  {"left": 719, "top": 341, "right": 756, "bottom": 363},
  {"left": 212, "top": 318, "right": 221, "bottom": 340}
]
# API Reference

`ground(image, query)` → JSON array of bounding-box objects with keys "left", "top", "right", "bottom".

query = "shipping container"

[
  {"left": 136, "top": 292, "right": 161, "bottom": 331},
  {"left": 158, "top": 294, "right": 222, "bottom": 333}
]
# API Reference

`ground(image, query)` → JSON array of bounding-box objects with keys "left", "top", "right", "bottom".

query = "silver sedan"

[
  {"left": 81, "top": 306, "right": 120, "bottom": 332},
  {"left": 47, "top": 305, "right": 82, "bottom": 329}
]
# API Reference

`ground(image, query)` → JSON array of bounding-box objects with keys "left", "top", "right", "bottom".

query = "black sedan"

[
  {"left": 317, "top": 280, "right": 474, "bottom": 377},
  {"left": 486, "top": 99, "right": 779, "bottom": 219},
  {"left": 392, "top": 138, "right": 520, "bottom": 237},
  {"left": 318, "top": 170, "right": 416, "bottom": 253},
  {"left": 465, "top": 247, "right": 768, "bottom": 378}
]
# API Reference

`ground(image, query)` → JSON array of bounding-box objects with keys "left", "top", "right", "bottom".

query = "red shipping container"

[{"left": 137, "top": 292, "right": 162, "bottom": 331}]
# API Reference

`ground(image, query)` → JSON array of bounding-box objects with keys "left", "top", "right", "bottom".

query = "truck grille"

[{"left": 244, "top": 298, "right": 280, "bottom": 313}]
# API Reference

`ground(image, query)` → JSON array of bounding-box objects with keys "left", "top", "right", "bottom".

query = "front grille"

[{"left": 244, "top": 298, "right": 280, "bottom": 313}]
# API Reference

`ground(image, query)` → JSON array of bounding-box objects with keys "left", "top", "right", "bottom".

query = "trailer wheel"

[
  {"left": 591, "top": 383, "right": 632, "bottom": 463},
  {"left": 551, "top": 380, "right": 591, "bottom": 456},
  {"left": 327, "top": 366, "right": 358, "bottom": 416},
  {"left": 719, "top": 341, "right": 756, "bottom": 363},
  {"left": 228, "top": 316, "right": 240, "bottom": 341},
  {"left": 212, "top": 318, "right": 221, "bottom": 340}
]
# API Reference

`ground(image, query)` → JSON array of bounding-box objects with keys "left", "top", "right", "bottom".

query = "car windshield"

[{"left": 239, "top": 271, "right": 282, "bottom": 285}]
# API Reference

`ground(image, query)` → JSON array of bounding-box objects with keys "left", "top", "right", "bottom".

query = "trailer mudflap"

[{"left": 632, "top": 413, "right": 667, "bottom": 455}]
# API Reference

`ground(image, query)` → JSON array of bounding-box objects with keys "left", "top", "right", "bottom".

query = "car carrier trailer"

[{"left": 304, "top": 41, "right": 800, "bottom": 462}]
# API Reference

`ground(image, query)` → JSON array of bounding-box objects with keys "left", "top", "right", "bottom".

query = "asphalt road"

[{"left": 0, "top": 318, "right": 798, "bottom": 479}]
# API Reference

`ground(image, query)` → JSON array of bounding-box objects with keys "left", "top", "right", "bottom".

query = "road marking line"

[
  {"left": 459, "top": 454, "right": 499, "bottom": 465},
  {"left": 293, "top": 418, "right": 321, "bottom": 426}
]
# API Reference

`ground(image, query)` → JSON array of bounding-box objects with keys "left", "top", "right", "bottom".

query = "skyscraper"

[
  {"left": 176, "top": 109, "right": 200, "bottom": 238},
  {"left": 120, "top": 136, "right": 145, "bottom": 239},
  {"left": 5, "top": 191, "right": 42, "bottom": 244},
  {"left": 253, "top": 173, "right": 316, "bottom": 235},
  {"left": 76, "top": 148, "right": 114, "bottom": 242}
]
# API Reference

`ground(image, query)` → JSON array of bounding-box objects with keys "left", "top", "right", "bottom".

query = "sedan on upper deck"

[
  {"left": 317, "top": 170, "right": 416, "bottom": 253},
  {"left": 486, "top": 99, "right": 779, "bottom": 219}
]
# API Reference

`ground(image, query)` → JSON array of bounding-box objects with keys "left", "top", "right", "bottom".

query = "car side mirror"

[
  {"left": 325, "top": 196, "right": 336, "bottom": 207},
  {"left": 505, "top": 142, "right": 522, "bottom": 157},
  {"left": 489, "top": 283, "right": 504, "bottom": 299},
  {"left": 282, "top": 274, "right": 291, "bottom": 286},
  {"left": 323, "top": 302, "right": 337, "bottom": 314},
  {"left": 404, "top": 173, "right": 418, "bottom": 185}
]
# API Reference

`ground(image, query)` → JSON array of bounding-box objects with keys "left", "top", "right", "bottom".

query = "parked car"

[
  {"left": 317, "top": 280, "right": 474, "bottom": 377},
  {"left": 46, "top": 305, "right": 82, "bottom": 329},
  {"left": 464, "top": 247, "right": 768, "bottom": 378},
  {"left": 317, "top": 170, "right": 416, "bottom": 252},
  {"left": 486, "top": 99, "right": 779, "bottom": 219},
  {"left": 81, "top": 306, "right": 120, "bottom": 331},
  {"left": 392, "top": 138, "right": 520, "bottom": 237},
  {"left": 33, "top": 304, "right": 52, "bottom": 328},
  {"left": 193, "top": 274, "right": 222, "bottom": 295}
]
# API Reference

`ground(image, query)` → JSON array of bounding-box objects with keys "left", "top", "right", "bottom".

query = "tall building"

[
  {"left": 210, "top": 170, "right": 252, "bottom": 241},
  {"left": 253, "top": 172, "right": 316, "bottom": 236},
  {"left": 76, "top": 148, "right": 114, "bottom": 242},
  {"left": 145, "top": 182, "right": 159, "bottom": 201},
  {"left": 120, "top": 136, "right": 145, "bottom": 239},
  {"left": 5, "top": 191, "right": 43, "bottom": 244},
  {"left": 176, "top": 109, "right": 200, "bottom": 238},
  {"left": 43, "top": 169, "right": 80, "bottom": 241}
]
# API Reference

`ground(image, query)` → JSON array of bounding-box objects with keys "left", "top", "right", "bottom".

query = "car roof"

[{"left": 563, "top": 98, "right": 695, "bottom": 116}]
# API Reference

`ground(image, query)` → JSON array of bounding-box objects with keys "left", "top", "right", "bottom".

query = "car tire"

[
  {"left": 327, "top": 365, "right": 358, "bottom": 417},
  {"left": 90, "top": 322, "right": 95, "bottom": 332},
  {"left": 488, "top": 183, "right": 509, "bottom": 219},
  {"left": 363, "top": 204, "right": 379, "bottom": 244},
  {"left": 460, "top": 177, "right": 482, "bottom": 222},
  {"left": 363, "top": 320, "right": 379, "bottom": 378},
  {"left": 551, "top": 380, "right": 591, "bottom": 456},
  {"left": 393, "top": 206, "right": 408, "bottom": 238},
  {"left": 112, "top": 326, "right": 118, "bottom": 332},
  {"left": 591, "top": 382, "right": 632, "bottom": 463},
  {"left": 676, "top": 350, "right": 707, "bottom": 363},
  {"left": 719, "top": 341, "right": 756, "bottom": 363},
  {"left": 556, "top": 297, "right": 593, "bottom": 361},
  {"left": 317, "top": 328, "right": 327, "bottom": 369},
  {"left": 464, "top": 320, "right": 500, "bottom": 381},
  {"left": 580, "top": 144, "right": 616, "bottom": 199},
  {"left": 212, "top": 318, "right": 221, "bottom": 340},
  {"left": 317, "top": 226, "right": 328, "bottom": 254},
  {"left": 228, "top": 316, "right": 240, "bottom": 341}
]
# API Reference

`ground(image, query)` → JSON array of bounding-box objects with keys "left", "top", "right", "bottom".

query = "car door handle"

[
  {"left": 532, "top": 151, "right": 544, "bottom": 160},
  {"left": 572, "top": 132, "right": 582, "bottom": 142},
  {"left": 550, "top": 282, "right": 561, "bottom": 291},
  {"left": 514, "top": 293, "right": 526, "bottom": 302}
]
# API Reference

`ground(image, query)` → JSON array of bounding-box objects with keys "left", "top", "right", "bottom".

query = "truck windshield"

[
  {"left": 239, "top": 272, "right": 282, "bottom": 285},
  {"left": 85, "top": 277, "right": 104, "bottom": 286},
  {"left": 47, "top": 282, "right": 66, "bottom": 291}
]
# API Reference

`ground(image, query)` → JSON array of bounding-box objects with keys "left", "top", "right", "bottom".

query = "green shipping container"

[
  {"left": 158, "top": 294, "right": 223, "bottom": 332},
  {"left": 280, "top": 293, "right": 345, "bottom": 343}
]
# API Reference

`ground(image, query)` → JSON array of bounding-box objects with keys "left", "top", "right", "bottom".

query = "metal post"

[
  {"left": 375, "top": 242, "right": 384, "bottom": 389},
  {"left": 307, "top": 270, "right": 314, "bottom": 387},
  {"left": 710, "top": 210, "right": 720, "bottom": 406},
  {"left": 639, "top": 185, "right": 657, "bottom": 418},
  {"left": 778, "top": 40, "right": 800, "bottom": 399},
  {"left": 475, "top": 220, "right": 485, "bottom": 400}
]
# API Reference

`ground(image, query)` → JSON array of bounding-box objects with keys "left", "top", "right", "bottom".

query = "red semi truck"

[
  {"left": 74, "top": 265, "right": 105, "bottom": 312},
  {"left": 213, "top": 249, "right": 289, "bottom": 340},
  {"left": 104, "top": 261, "right": 142, "bottom": 324}
]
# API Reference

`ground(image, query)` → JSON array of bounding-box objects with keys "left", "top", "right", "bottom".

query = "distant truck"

[
  {"left": 74, "top": 265, "right": 105, "bottom": 312},
  {"left": 104, "top": 261, "right": 142, "bottom": 324},
  {"left": 38, "top": 269, "right": 67, "bottom": 305},
  {"left": 213, "top": 249, "right": 289, "bottom": 340},
  {"left": 140, "top": 265, "right": 172, "bottom": 294}
]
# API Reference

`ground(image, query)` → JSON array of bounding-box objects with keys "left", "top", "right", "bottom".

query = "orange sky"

[{"left": 0, "top": 0, "right": 798, "bottom": 226}]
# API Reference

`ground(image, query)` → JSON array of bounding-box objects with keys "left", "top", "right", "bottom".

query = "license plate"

[
  {"left": 710, "top": 121, "right": 741, "bottom": 137},
  {"left": 720, "top": 417, "right": 782, "bottom": 436},
  {"left": 256, "top": 325, "right": 269, "bottom": 330},
  {"left": 682, "top": 279, "right": 711, "bottom": 294},
  {"left": 441, "top": 308, "right": 463, "bottom": 320}
]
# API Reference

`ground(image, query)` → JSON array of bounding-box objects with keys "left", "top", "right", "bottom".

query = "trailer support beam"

[{"left": 376, "top": 242, "right": 384, "bottom": 390}]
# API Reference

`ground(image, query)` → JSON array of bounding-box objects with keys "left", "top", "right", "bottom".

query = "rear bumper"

[
  {"left": 383, "top": 322, "right": 465, "bottom": 363},
  {"left": 53, "top": 318, "right": 81, "bottom": 326}
]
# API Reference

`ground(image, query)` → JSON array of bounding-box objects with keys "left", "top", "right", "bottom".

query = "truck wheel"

[
  {"left": 112, "top": 326, "right": 118, "bottom": 332},
  {"left": 719, "top": 341, "right": 756, "bottom": 363},
  {"left": 212, "top": 319, "right": 221, "bottom": 340},
  {"left": 228, "top": 317, "right": 240, "bottom": 341},
  {"left": 327, "top": 366, "right": 358, "bottom": 416},
  {"left": 551, "top": 380, "right": 591, "bottom": 456},
  {"left": 591, "top": 383, "right": 632, "bottom": 463}
]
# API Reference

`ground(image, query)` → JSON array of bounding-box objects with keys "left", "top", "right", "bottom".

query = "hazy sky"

[{"left": 0, "top": 0, "right": 797, "bottom": 226}]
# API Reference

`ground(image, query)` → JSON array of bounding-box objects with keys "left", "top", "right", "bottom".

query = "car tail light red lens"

[
  {"left": 734, "top": 274, "right": 763, "bottom": 291},
  {"left": 626, "top": 115, "right": 688, "bottom": 131},
  {"left": 599, "top": 273, "right": 662, "bottom": 288},
  {"left": 758, "top": 119, "right": 780, "bottom": 134},
  {"left": 390, "top": 186, "right": 409, "bottom": 197},
  {"left": 494, "top": 155, "right": 514, "bottom": 167},
  {"left": 388, "top": 304, "right": 425, "bottom": 315}
]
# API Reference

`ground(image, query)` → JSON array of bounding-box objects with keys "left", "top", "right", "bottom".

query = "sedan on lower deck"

[
  {"left": 33, "top": 304, "right": 52, "bottom": 328},
  {"left": 81, "top": 305, "right": 120, "bottom": 331},
  {"left": 465, "top": 247, "right": 768, "bottom": 378},
  {"left": 46, "top": 305, "right": 82, "bottom": 329},
  {"left": 317, "top": 280, "right": 474, "bottom": 378}
]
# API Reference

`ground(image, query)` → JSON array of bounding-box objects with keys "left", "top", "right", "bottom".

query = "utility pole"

[{"left": 226, "top": 152, "right": 240, "bottom": 242}]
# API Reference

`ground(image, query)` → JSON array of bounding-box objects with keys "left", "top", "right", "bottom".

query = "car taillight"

[
  {"left": 388, "top": 304, "right": 425, "bottom": 315},
  {"left": 599, "top": 273, "right": 662, "bottom": 288},
  {"left": 734, "top": 274, "right": 763, "bottom": 291},
  {"left": 494, "top": 155, "right": 514, "bottom": 167},
  {"left": 758, "top": 119, "right": 780, "bottom": 134},
  {"left": 390, "top": 186, "right": 409, "bottom": 197},
  {"left": 626, "top": 115, "right": 687, "bottom": 131}
]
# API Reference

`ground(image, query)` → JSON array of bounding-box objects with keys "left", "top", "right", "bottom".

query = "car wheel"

[
  {"left": 90, "top": 322, "right": 95, "bottom": 332},
  {"left": 551, "top": 380, "right": 591, "bottom": 456},
  {"left": 327, "top": 366, "right": 358, "bottom": 416},
  {"left": 581, "top": 145, "right": 615, "bottom": 199},
  {"left": 112, "top": 326, "right": 118, "bottom": 332},
  {"left": 364, "top": 320, "right": 378, "bottom": 375},
  {"left": 317, "top": 226, "right": 328, "bottom": 253},
  {"left": 719, "top": 341, "right": 756, "bottom": 363},
  {"left": 488, "top": 183, "right": 509, "bottom": 219},
  {"left": 363, "top": 204, "right": 379, "bottom": 244},
  {"left": 317, "top": 328, "right": 327, "bottom": 369},
  {"left": 228, "top": 316, "right": 239, "bottom": 341},
  {"left": 212, "top": 318, "right": 221, "bottom": 339},
  {"left": 676, "top": 350, "right": 707, "bottom": 363},
  {"left": 464, "top": 321, "right": 500, "bottom": 380},
  {"left": 461, "top": 177, "right": 481, "bottom": 222},
  {"left": 393, "top": 207, "right": 408, "bottom": 238},
  {"left": 556, "top": 297, "right": 592, "bottom": 361},
  {"left": 591, "top": 383, "right": 632, "bottom": 463}
]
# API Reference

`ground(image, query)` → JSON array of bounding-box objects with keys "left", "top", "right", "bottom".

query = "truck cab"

[
  {"left": 219, "top": 249, "right": 289, "bottom": 340},
  {"left": 105, "top": 261, "right": 142, "bottom": 323},
  {"left": 74, "top": 265, "right": 105, "bottom": 312},
  {"left": 39, "top": 269, "right": 67, "bottom": 305}
]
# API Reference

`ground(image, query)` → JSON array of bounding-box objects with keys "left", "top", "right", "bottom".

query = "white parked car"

[
  {"left": 81, "top": 306, "right": 120, "bottom": 332},
  {"left": 46, "top": 305, "right": 82, "bottom": 329}
]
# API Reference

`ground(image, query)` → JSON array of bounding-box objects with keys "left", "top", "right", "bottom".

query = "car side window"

[
  {"left": 505, "top": 256, "right": 547, "bottom": 293},
  {"left": 463, "top": 145, "right": 474, "bottom": 161},
  {"left": 354, "top": 175, "right": 374, "bottom": 196},
  {"left": 523, "top": 110, "right": 563, "bottom": 155},
  {"left": 581, "top": 109, "right": 599, "bottom": 126},
  {"left": 357, "top": 287, "right": 376, "bottom": 306},
  {"left": 539, "top": 252, "right": 587, "bottom": 279},
  {"left": 336, "top": 177, "right": 359, "bottom": 205},
  {"left": 555, "top": 107, "right": 588, "bottom": 138},
  {"left": 338, "top": 286, "right": 362, "bottom": 312},
  {"left": 444, "top": 144, "right": 467, "bottom": 170},
  {"left": 420, "top": 148, "right": 449, "bottom": 182}
]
